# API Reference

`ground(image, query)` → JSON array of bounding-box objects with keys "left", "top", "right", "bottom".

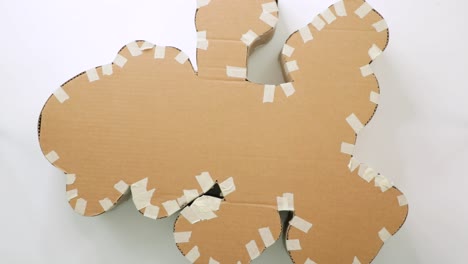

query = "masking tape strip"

[
  {"left": 263, "top": 85, "right": 275, "bottom": 103},
  {"left": 311, "top": 16, "right": 326, "bottom": 31},
  {"left": 370, "top": 91, "right": 380, "bottom": 104},
  {"left": 209, "top": 257, "right": 220, "bottom": 264},
  {"left": 299, "top": 26, "right": 313, "bottom": 43},
  {"left": 114, "top": 180, "right": 129, "bottom": 194},
  {"left": 226, "top": 66, "right": 247, "bottom": 79},
  {"left": 162, "top": 200, "right": 180, "bottom": 215},
  {"left": 241, "top": 30, "right": 259, "bottom": 46},
  {"left": 195, "top": 171, "right": 215, "bottom": 193},
  {"left": 45, "top": 151, "right": 60, "bottom": 163},
  {"left": 373, "top": 19, "right": 388, "bottom": 32},
  {"left": 375, "top": 175, "right": 393, "bottom": 192},
  {"left": 397, "top": 195, "right": 408, "bottom": 206},
  {"left": 258, "top": 227, "right": 275, "bottom": 247},
  {"left": 362, "top": 167, "right": 377, "bottom": 183},
  {"left": 127, "top": 42, "right": 143, "bottom": 57},
  {"left": 140, "top": 41, "right": 154, "bottom": 51},
  {"left": 285, "top": 61, "right": 299, "bottom": 73},
  {"left": 246, "top": 240, "right": 260, "bottom": 260},
  {"left": 113, "top": 54, "right": 127, "bottom": 68},
  {"left": 357, "top": 163, "right": 368, "bottom": 178},
  {"left": 184, "top": 189, "right": 199, "bottom": 203},
  {"left": 286, "top": 239, "right": 302, "bottom": 251},
  {"left": 86, "top": 68, "right": 99, "bottom": 82},
  {"left": 260, "top": 11, "right": 278, "bottom": 27},
  {"left": 144, "top": 205, "right": 160, "bottom": 219},
  {"left": 132, "top": 189, "right": 155, "bottom": 210},
  {"left": 305, "top": 258, "right": 318, "bottom": 264},
  {"left": 355, "top": 2, "right": 372, "bottom": 19},
  {"left": 66, "top": 189, "right": 78, "bottom": 201},
  {"left": 378, "top": 227, "right": 392, "bottom": 242},
  {"left": 66, "top": 174, "right": 76, "bottom": 185},
  {"left": 197, "top": 31, "right": 209, "bottom": 50},
  {"left": 277, "top": 196, "right": 287, "bottom": 211},
  {"left": 348, "top": 157, "right": 360, "bottom": 172},
  {"left": 175, "top": 52, "right": 189, "bottom": 64},
  {"left": 321, "top": 9, "right": 337, "bottom": 24},
  {"left": 353, "top": 256, "right": 362, "bottom": 264},
  {"left": 193, "top": 196, "right": 221, "bottom": 211},
  {"left": 99, "top": 198, "right": 114, "bottom": 211},
  {"left": 74, "top": 198, "right": 87, "bottom": 215},
  {"left": 334, "top": 1, "right": 347, "bottom": 17},
  {"left": 185, "top": 246, "right": 200, "bottom": 263},
  {"left": 369, "top": 44, "right": 383, "bottom": 60},
  {"left": 360, "top": 64, "right": 373, "bottom": 77},
  {"left": 219, "top": 177, "right": 236, "bottom": 197},
  {"left": 197, "top": 0, "right": 210, "bottom": 8},
  {"left": 131, "top": 178, "right": 148, "bottom": 195},
  {"left": 154, "top": 46, "right": 166, "bottom": 59},
  {"left": 289, "top": 216, "right": 313, "bottom": 233},
  {"left": 346, "top": 113, "right": 364, "bottom": 134},
  {"left": 181, "top": 206, "right": 201, "bottom": 224},
  {"left": 282, "top": 44, "right": 295, "bottom": 57},
  {"left": 102, "top": 64, "right": 113, "bottom": 76},
  {"left": 277, "top": 193, "right": 294, "bottom": 211},
  {"left": 174, "top": 231, "right": 192, "bottom": 243},
  {"left": 262, "top": 2, "right": 279, "bottom": 13},
  {"left": 341, "top": 142, "right": 355, "bottom": 155},
  {"left": 280, "top": 82, "right": 295, "bottom": 97},
  {"left": 53, "top": 87, "right": 70, "bottom": 103}
]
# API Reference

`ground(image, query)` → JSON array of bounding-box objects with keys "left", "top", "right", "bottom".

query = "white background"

[{"left": 1, "top": 0, "right": 467, "bottom": 263}]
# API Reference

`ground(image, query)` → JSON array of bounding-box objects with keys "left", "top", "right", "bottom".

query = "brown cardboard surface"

[{"left": 38, "top": 0, "right": 408, "bottom": 263}]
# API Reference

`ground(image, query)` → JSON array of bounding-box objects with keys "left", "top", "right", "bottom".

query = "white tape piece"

[
  {"left": 348, "top": 157, "right": 360, "bottom": 172},
  {"left": 305, "top": 258, "right": 317, "bottom": 264},
  {"left": 260, "top": 11, "right": 278, "bottom": 27},
  {"left": 378, "top": 227, "right": 392, "bottom": 242},
  {"left": 358, "top": 163, "right": 368, "bottom": 179},
  {"left": 102, "top": 64, "right": 113, "bottom": 76},
  {"left": 193, "top": 196, "right": 222, "bottom": 211},
  {"left": 114, "top": 180, "right": 129, "bottom": 194},
  {"left": 280, "top": 82, "right": 295, "bottom": 97},
  {"left": 321, "top": 9, "right": 337, "bottom": 24},
  {"left": 369, "top": 44, "right": 383, "bottom": 60},
  {"left": 353, "top": 256, "right": 362, "bottom": 264},
  {"left": 162, "top": 200, "right": 180, "bottom": 216},
  {"left": 246, "top": 240, "right": 260, "bottom": 260},
  {"left": 144, "top": 205, "right": 160, "bottom": 219},
  {"left": 299, "top": 26, "right": 313, "bottom": 43},
  {"left": 86, "top": 68, "right": 99, "bottom": 82},
  {"left": 175, "top": 52, "right": 189, "bottom": 64},
  {"left": 355, "top": 2, "right": 372, "bottom": 18},
  {"left": 226, "top": 66, "right": 247, "bottom": 79},
  {"left": 360, "top": 64, "right": 374, "bottom": 77},
  {"left": 263, "top": 85, "right": 275, "bottom": 103},
  {"left": 346, "top": 113, "right": 364, "bottom": 134},
  {"left": 53, "top": 87, "right": 70, "bottom": 103},
  {"left": 209, "top": 257, "right": 220, "bottom": 264},
  {"left": 140, "top": 41, "right": 154, "bottom": 51},
  {"left": 259, "top": 227, "right": 275, "bottom": 247},
  {"left": 375, "top": 175, "right": 393, "bottom": 192},
  {"left": 66, "top": 189, "right": 78, "bottom": 201},
  {"left": 398, "top": 195, "right": 408, "bottom": 206},
  {"left": 312, "top": 16, "right": 326, "bottom": 31},
  {"left": 262, "top": 2, "right": 279, "bottom": 13},
  {"left": 66, "top": 174, "right": 76, "bottom": 185},
  {"left": 197, "top": 0, "right": 210, "bottom": 8},
  {"left": 370, "top": 91, "right": 380, "bottom": 104},
  {"left": 334, "top": 1, "right": 347, "bottom": 17},
  {"left": 45, "top": 151, "right": 60, "bottom": 163},
  {"left": 99, "top": 198, "right": 114, "bottom": 211},
  {"left": 197, "top": 31, "right": 209, "bottom": 50},
  {"left": 74, "top": 198, "right": 87, "bottom": 215},
  {"left": 195, "top": 172, "right": 215, "bottom": 193},
  {"left": 277, "top": 193, "right": 294, "bottom": 211},
  {"left": 154, "top": 46, "right": 166, "bottom": 59},
  {"left": 341, "top": 142, "right": 355, "bottom": 155},
  {"left": 289, "top": 216, "right": 313, "bottom": 233},
  {"left": 286, "top": 239, "right": 302, "bottom": 251},
  {"left": 285, "top": 61, "right": 299, "bottom": 73},
  {"left": 282, "top": 44, "right": 295, "bottom": 57},
  {"left": 177, "top": 195, "right": 187, "bottom": 207},
  {"left": 362, "top": 167, "right": 377, "bottom": 183},
  {"left": 180, "top": 206, "right": 202, "bottom": 224},
  {"left": 184, "top": 189, "right": 199, "bottom": 203},
  {"left": 373, "top": 19, "right": 388, "bottom": 32},
  {"left": 127, "top": 42, "right": 143, "bottom": 57},
  {"left": 219, "top": 177, "right": 236, "bottom": 197},
  {"left": 185, "top": 246, "right": 201, "bottom": 263},
  {"left": 113, "top": 54, "right": 128, "bottom": 68},
  {"left": 241, "top": 30, "right": 259, "bottom": 46},
  {"left": 174, "top": 231, "right": 192, "bottom": 243},
  {"left": 131, "top": 178, "right": 155, "bottom": 210}
]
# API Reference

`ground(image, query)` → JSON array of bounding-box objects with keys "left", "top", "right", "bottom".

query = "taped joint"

[
  {"left": 127, "top": 42, "right": 143, "bottom": 57},
  {"left": 258, "top": 227, "right": 275, "bottom": 247},
  {"left": 74, "top": 198, "right": 87, "bottom": 215},
  {"left": 162, "top": 200, "right": 180, "bottom": 216},
  {"left": 154, "top": 46, "right": 166, "bottom": 59},
  {"left": 286, "top": 239, "right": 302, "bottom": 251},
  {"left": 277, "top": 193, "right": 294, "bottom": 211},
  {"left": 397, "top": 195, "right": 408, "bottom": 206},
  {"left": 348, "top": 157, "right": 360, "bottom": 172},
  {"left": 282, "top": 44, "right": 295, "bottom": 57},
  {"left": 185, "top": 246, "right": 200, "bottom": 263},
  {"left": 174, "top": 231, "right": 192, "bottom": 243},
  {"left": 346, "top": 113, "right": 364, "bottom": 134},
  {"left": 305, "top": 258, "right": 318, "bottom": 264},
  {"left": 102, "top": 64, "right": 113, "bottom": 76},
  {"left": 195, "top": 171, "right": 215, "bottom": 193},
  {"left": 45, "top": 151, "right": 60, "bottom": 163},
  {"left": 280, "top": 82, "right": 295, "bottom": 97},
  {"left": 378, "top": 227, "right": 392, "bottom": 242},
  {"left": 370, "top": 91, "right": 380, "bottom": 104},
  {"left": 66, "top": 189, "right": 78, "bottom": 201},
  {"left": 375, "top": 174, "right": 393, "bottom": 192},
  {"left": 53, "top": 87, "right": 70, "bottom": 103},
  {"left": 219, "top": 177, "right": 236, "bottom": 197},
  {"left": 355, "top": 2, "right": 372, "bottom": 18},
  {"left": 197, "top": 0, "right": 210, "bottom": 8},
  {"left": 285, "top": 61, "right": 299, "bottom": 73},
  {"left": 114, "top": 180, "right": 129, "bottom": 194},
  {"left": 175, "top": 51, "right": 189, "bottom": 64},
  {"left": 140, "top": 41, "right": 154, "bottom": 51},
  {"left": 209, "top": 258, "right": 220, "bottom": 264},
  {"left": 226, "top": 66, "right": 247, "bottom": 79},
  {"left": 260, "top": 11, "right": 278, "bottom": 27},
  {"left": 334, "top": 1, "right": 347, "bottom": 17},
  {"left": 113, "top": 54, "right": 128, "bottom": 68},
  {"left": 299, "top": 26, "right": 313, "bottom": 43},
  {"left": 373, "top": 19, "right": 389, "bottom": 32},
  {"left": 131, "top": 178, "right": 156, "bottom": 210},
  {"left": 321, "top": 9, "right": 337, "bottom": 24},
  {"left": 197, "top": 31, "right": 209, "bottom": 50},
  {"left": 289, "top": 215, "right": 313, "bottom": 233},
  {"left": 263, "top": 85, "right": 276, "bottom": 103},
  {"left": 369, "top": 44, "right": 383, "bottom": 60},
  {"left": 86, "top": 68, "right": 99, "bottom": 82},
  {"left": 353, "top": 256, "right": 362, "bottom": 264},
  {"left": 246, "top": 240, "right": 260, "bottom": 260},
  {"left": 341, "top": 142, "right": 355, "bottom": 155},
  {"left": 99, "top": 198, "right": 114, "bottom": 211},
  {"left": 66, "top": 174, "right": 76, "bottom": 185},
  {"left": 360, "top": 64, "right": 374, "bottom": 77},
  {"left": 312, "top": 16, "right": 326, "bottom": 31},
  {"left": 262, "top": 2, "right": 279, "bottom": 13},
  {"left": 144, "top": 205, "right": 160, "bottom": 219},
  {"left": 241, "top": 30, "right": 259, "bottom": 46}
]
